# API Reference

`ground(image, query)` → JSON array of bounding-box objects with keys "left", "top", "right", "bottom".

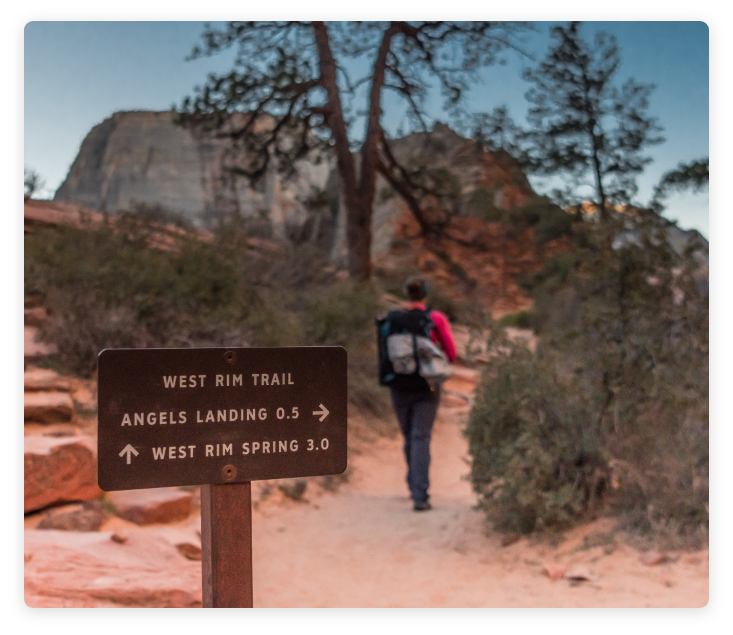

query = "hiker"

[{"left": 381, "top": 276, "right": 456, "bottom": 511}]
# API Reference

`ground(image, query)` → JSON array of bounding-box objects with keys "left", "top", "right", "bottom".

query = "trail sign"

[{"left": 97, "top": 346, "right": 347, "bottom": 491}]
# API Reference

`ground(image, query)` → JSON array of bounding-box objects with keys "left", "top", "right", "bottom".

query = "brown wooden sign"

[{"left": 97, "top": 346, "right": 347, "bottom": 491}]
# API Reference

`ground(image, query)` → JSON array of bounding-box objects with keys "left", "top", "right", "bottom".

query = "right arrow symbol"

[
  {"left": 119, "top": 444, "right": 139, "bottom": 465},
  {"left": 313, "top": 404, "right": 329, "bottom": 422}
]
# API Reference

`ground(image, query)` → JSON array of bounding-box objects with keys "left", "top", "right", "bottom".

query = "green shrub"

[
  {"left": 466, "top": 187, "right": 503, "bottom": 222},
  {"left": 25, "top": 216, "right": 251, "bottom": 375},
  {"left": 466, "top": 214, "right": 708, "bottom": 542},
  {"left": 498, "top": 310, "right": 535, "bottom": 330},
  {"left": 447, "top": 260, "right": 471, "bottom": 284},
  {"left": 517, "top": 251, "right": 578, "bottom": 294},
  {"left": 374, "top": 264, "right": 416, "bottom": 299},
  {"left": 304, "top": 281, "right": 389, "bottom": 418},
  {"left": 24, "top": 215, "right": 393, "bottom": 422},
  {"left": 304, "top": 281, "right": 379, "bottom": 347},
  {"left": 534, "top": 206, "right": 576, "bottom": 244},
  {"left": 505, "top": 195, "right": 576, "bottom": 244},
  {"left": 466, "top": 340, "right": 609, "bottom": 534},
  {"left": 516, "top": 196, "right": 544, "bottom": 226}
]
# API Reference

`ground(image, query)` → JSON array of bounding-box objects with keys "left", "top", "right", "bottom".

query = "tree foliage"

[
  {"left": 179, "top": 21, "right": 530, "bottom": 279},
  {"left": 650, "top": 158, "right": 709, "bottom": 212},
  {"left": 474, "top": 22, "right": 665, "bottom": 220},
  {"left": 24, "top": 167, "right": 45, "bottom": 199},
  {"left": 472, "top": 106, "right": 528, "bottom": 161}
]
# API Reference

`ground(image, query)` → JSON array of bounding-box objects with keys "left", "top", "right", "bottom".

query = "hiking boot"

[{"left": 413, "top": 500, "right": 432, "bottom": 511}]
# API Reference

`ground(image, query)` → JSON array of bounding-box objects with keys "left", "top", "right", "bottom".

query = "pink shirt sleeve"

[{"left": 429, "top": 310, "right": 457, "bottom": 363}]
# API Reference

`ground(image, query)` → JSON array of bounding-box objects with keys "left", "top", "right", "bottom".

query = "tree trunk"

[
  {"left": 347, "top": 198, "right": 373, "bottom": 280},
  {"left": 313, "top": 22, "right": 402, "bottom": 280},
  {"left": 590, "top": 129, "right": 608, "bottom": 222},
  {"left": 312, "top": 22, "right": 368, "bottom": 279},
  {"left": 345, "top": 22, "right": 401, "bottom": 281}
]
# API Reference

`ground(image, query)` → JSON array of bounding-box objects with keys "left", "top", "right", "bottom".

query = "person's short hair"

[{"left": 404, "top": 276, "right": 428, "bottom": 301}]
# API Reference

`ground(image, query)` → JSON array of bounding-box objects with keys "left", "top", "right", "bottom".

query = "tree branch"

[
  {"left": 376, "top": 131, "right": 477, "bottom": 247},
  {"left": 359, "top": 22, "right": 402, "bottom": 196}
]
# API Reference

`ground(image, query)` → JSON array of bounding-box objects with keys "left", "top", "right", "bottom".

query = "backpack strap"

[{"left": 425, "top": 310, "right": 435, "bottom": 338}]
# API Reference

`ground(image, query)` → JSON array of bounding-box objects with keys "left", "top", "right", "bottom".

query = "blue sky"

[{"left": 24, "top": 20, "right": 709, "bottom": 236}]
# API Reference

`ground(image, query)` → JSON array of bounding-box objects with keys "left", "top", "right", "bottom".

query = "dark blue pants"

[{"left": 389, "top": 387, "right": 441, "bottom": 504}]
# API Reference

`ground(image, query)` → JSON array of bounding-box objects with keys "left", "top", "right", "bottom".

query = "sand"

[{"left": 248, "top": 403, "right": 708, "bottom": 608}]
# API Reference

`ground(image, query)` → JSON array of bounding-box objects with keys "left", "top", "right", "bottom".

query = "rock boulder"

[
  {"left": 107, "top": 487, "right": 193, "bottom": 525},
  {"left": 24, "top": 435, "right": 101, "bottom": 513},
  {"left": 24, "top": 391, "right": 74, "bottom": 423},
  {"left": 24, "top": 529, "right": 201, "bottom": 607},
  {"left": 36, "top": 501, "right": 106, "bottom": 532},
  {"left": 24, "top": 368, "right": 73, "bottom": 392}
]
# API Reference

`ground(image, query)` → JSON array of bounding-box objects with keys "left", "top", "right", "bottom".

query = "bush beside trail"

[
  {"left": 24, "top": 213, "right": 391, "bottom": 419},
  {"left": 465, "top": 211, "right": 708, "bottom": 546}
]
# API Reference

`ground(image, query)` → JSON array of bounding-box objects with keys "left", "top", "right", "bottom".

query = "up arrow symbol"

[
  {"left": 313, "top": 404, "right": 329, "bottom": 422},
  {"left": 119, "top": 444, "right": 139, "bottom": 465}
]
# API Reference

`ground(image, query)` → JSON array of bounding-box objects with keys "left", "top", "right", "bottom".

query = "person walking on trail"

[{"left": 388, "top": 276, "right": 456, "bottom": 512}]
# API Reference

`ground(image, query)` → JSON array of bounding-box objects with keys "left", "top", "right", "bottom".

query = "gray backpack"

[{"left": 377, "top": 308, "right": 451, "bottom": 390}]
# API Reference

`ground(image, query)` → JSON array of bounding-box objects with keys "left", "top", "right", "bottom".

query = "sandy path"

[
  {"left": 25, "top": 400, "right": 710, "bottom": 607},
  {"left": 250, "top": 404, "right": 709, "bottom": 608}
]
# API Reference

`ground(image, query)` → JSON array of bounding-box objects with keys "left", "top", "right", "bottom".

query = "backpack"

[{"left": 376, "top": 308, "right": 452, "bottom": 391}]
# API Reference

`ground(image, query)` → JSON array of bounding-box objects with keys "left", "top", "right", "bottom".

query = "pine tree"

[
  {"left": 178, "top": 21, "right": 530, "bottom": 279},
  {"left": 520, "top": 22, "right": 664, "bottom": 220}
]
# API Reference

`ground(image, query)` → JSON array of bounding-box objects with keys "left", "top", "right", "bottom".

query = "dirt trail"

[
  {"left": 23, "top": 358, "right": 708, "bottom": 608},
  {"left": 250, "top": 403, "right": 708, "bottom": 608}
]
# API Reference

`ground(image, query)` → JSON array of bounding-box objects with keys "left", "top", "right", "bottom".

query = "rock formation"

[
  {"left": 330, "top": 122, "right": 535, "bottom": 268},
  {"left": 24, "top": 529, "right": 202, "bottom": 607},
  {"left": 24, "top": 309, "right": 102, "bottom": 513},
  {"left": 24, "top": 391, "right": 74, "bottom": 424},
  {"left": 24, "top": 435, "right": 102, "bottom": 513},
  {"left": 54, "top": 111, "right": 535, "bottom": 267},
  {"left": 36, "top": 500, "right": 106, "bottom": 532},
  {"left": 107, "top": 488, "right": 193, "bottom": 525},
  {"left": 54, "top": 110, "right": 332, "bottom": 236}
]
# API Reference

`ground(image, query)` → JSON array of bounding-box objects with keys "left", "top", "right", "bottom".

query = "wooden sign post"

[
  {"left": 97, "top": 346, "right": 347, "bottom": 608},
  {"left": 200, "top": 482, "right": 253, "bottom": 608}
]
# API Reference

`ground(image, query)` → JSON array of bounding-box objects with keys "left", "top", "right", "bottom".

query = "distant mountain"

[{"left": 53, "top": 111, "right": 536, "bottom": 266}]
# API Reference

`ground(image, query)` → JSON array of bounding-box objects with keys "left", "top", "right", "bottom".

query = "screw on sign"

[{"left": 97, "top": 346, "right": 347, "bottom": 607}]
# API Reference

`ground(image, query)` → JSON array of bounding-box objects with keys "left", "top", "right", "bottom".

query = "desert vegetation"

[
  {"left": 465, "top": 210, "right": 708, "bottom": 546},
  {"left": 24, "top": 211, "right": 392, "bottom": 420}
]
